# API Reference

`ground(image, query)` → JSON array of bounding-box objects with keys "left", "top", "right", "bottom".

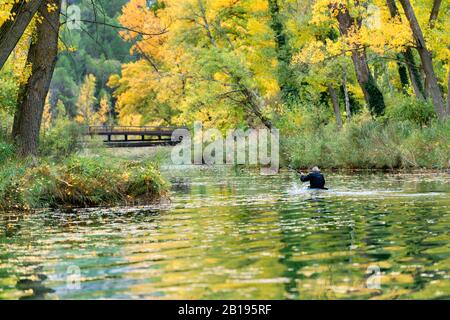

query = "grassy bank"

[
  {"left": 282, "top": 119, "right": 450, "bottom": 170},
  {"left": 0, "top": 150, "right": 168, "bottom": 211}
]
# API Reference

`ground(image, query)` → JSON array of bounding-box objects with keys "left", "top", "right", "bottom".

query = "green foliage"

[
  {"left": 50, "top": 66, "right": 79, "bottom": 116},
  {"left": 0, "top": 68, "right": 19, "bottom": 114},
  {"left": 283, "top": 118, "right": 450, "bottom": 170},
  {"left": 39, "top": 119, "right": 83, "bottom": 159},
  {"left": 364, "top": 78, "right": 386, "bottom": 116},
  {"left": 0, "top": 160, "right": 29, "bottom": 210},
  {"left": 0, "top": 141, "right": 15, "bottom": 163},
  {"left": 0, "top": 110, "right": 12, "bottom": 141},
  {"left": 50, "top": 0, "right": 133, "bottom": 118},
  {"left": 385, "top": 96, "right": 436, "bottom": 126}
]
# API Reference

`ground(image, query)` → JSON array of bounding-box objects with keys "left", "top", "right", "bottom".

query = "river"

[{"left": 1, "top": 166, "right": 449, "bottom": 299}]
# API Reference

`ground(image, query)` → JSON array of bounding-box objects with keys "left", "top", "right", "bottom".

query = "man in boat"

[{"left": 299, "top": 166, "right": 327, "bottom": 190}]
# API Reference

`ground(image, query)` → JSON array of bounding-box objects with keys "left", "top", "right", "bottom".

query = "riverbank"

[
  {"left": 1, "top": 118, "right": 449, "bottom": 212},
  {"left": 0, "top": 153, "right": 169, "bottom": 211},
  {"left": 281, "top": 119, "right": 450, "bottom": 171}
]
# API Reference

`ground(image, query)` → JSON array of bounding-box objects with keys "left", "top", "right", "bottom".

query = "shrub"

[
  {"left": 0, "top": 141, "right": 15, "bottom": 164},
  {"left": 39, "top": 120, "right": 83, "bottom": 159},
  {"left": 0, "top": 161, "right": 29, "bottom": 210},
  {"left": 385, "top": 96, "right": 435, "bottom": 126},
  {"left": 283, "top": 119, "right": 450, "bottom": 170}
]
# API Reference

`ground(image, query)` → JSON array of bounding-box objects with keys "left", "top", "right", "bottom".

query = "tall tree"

[
  {"left": 0, "top": 0, "right": 44, "bottom": 70},
  {"left": 386, "top": 0, "right": 425, "bottom": 99},
  {"left": 427, "top": 0, "right": 448, "bottom": 116},
  {"left": 267, "top": 0, "right": 298, "bottom": 104},
  {"left": 331, "top": 2, "right": 386, "bottom": 116},
  {"left": 116, "top": 0, "right": 275, "bottom": 129},
  {"left": 198, "top": 0, "right": 274, "bottom": 128},
  {"left": 398, "top": 0, "right": 446, "bottom": 119},
  {"left": 75, "top": 74, "right": 97, "bottom": 125},
  {"left": 96, "top": 94, "right": 113, "bottom": 126},
  {"left": 12, "top": 0, "right": 62, "bottom": 157}
]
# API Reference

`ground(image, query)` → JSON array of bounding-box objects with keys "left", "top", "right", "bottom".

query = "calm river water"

[{"left": 1, "top": 167, "right": 449, "bottom": 299}]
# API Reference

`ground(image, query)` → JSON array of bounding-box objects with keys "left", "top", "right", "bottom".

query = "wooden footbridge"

[{"left": 87, "top": 126, "right": 185, "bottom": 148}]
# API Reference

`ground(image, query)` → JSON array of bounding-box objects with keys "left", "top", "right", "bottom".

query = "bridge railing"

[{"left": 87, "top": 125, "right": 186, "bottom": 135}]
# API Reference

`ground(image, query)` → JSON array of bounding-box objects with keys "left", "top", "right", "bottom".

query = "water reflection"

[{"left": 0, "top": 168, "right": 449, "bottom": 299}]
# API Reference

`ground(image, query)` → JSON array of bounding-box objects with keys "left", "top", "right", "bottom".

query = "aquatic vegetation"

[{"left": 0, "top": 155, "right": 169, "bottom": 211}]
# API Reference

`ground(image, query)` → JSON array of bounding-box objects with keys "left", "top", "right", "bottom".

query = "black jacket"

[{"left": 300, "top": 172, "right": 326, "bottom": 189}]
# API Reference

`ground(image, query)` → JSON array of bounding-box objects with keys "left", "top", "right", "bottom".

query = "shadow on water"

[
  {"left": 278, "top": 195, "right": 335, "bottom": 299},
  {"left": 16, "top": 270, "right": 55, "bottom": 300}
]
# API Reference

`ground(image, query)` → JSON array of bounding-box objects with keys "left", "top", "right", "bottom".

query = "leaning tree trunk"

[
  {"left": 12, "top": 0, "right": 62, "bottom": 157},
  {"left": 429, "top": 0, "right": 442, "bottom": 28},
  {"left": 386, "top": 0, "right": 425, "bottom": 99},
  {"left": 404, "top": 47, "right": 426, "bottom": 99},
  {"left": 428, "top": 0, "right": 446, "bottom": 116},
  {"left": 328, "top": 84, "right": 343, "bottom": 129},
  {"left": 398, "top": 0, "right": 446, "bottom": 119},
  {"left": 350, "top": 45, "right": 385, "bottom": 117},
  {"left": 332, "top": 3, "right": 385, "bottom": 116},
  {"left": 0, "top": 0, "right": 44, "bottom": 71}
]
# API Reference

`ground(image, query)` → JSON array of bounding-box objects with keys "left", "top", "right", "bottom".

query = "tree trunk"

[
  {"left": 332, "top": 3, "right": 385, "bottom": 116},
  {"left": 12, "top": 0, "right": 62, "bottom": 157},
  {"left": 0, "top": 0, "right": 44, "bottom": 71},
  {"left": 328, "top": 84, "right": 343, "bottom": 129},
  {"left": 404, "top": 47, "right": 426, "bottom": 99},
  {"left": 429, "top": 0, "right": 442, "bottom": 106},
  {"left": 238, "top": 82, "right": 273, "bottom": 129},
  {"left": 447, "top": 69, "right": 450, "bottom": 117},
  {"left": 396, "top": 54, "right": 410, "bottom": 94},
  {"left": 386, "top": 0, "right": 425, "bottom": 99},
  {"left": 351, "top": 47, "right": 385, "bottom": 116},
  {"left": 268, "top": 0, "right": 297, "bottom": 104},
  {"left": 429, "top": 0, "right": 442, "bottom": 28},
  {"left": 342, "top": 68, "right": 352, "bottom": 121},
  {"left": 399, "top": 0, "right": 446, "bottom": 119}
]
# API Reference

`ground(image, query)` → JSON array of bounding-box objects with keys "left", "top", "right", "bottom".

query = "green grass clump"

[
  {"left": 0, "top": 160, "right": 29, "bottom": 210},
  {"left": 39, "top": 121, "right": 83, "bottom": 159},
  {"left": 0, "top": 155, "right": 169, "bottom": 211},
  {"left": 0, "top": 141, "right": 15, "bottom": 163}
]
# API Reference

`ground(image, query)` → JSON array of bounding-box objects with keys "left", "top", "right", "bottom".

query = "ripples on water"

[{"left": 0, "top": 167, "right": 449, "bottom": 300}]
